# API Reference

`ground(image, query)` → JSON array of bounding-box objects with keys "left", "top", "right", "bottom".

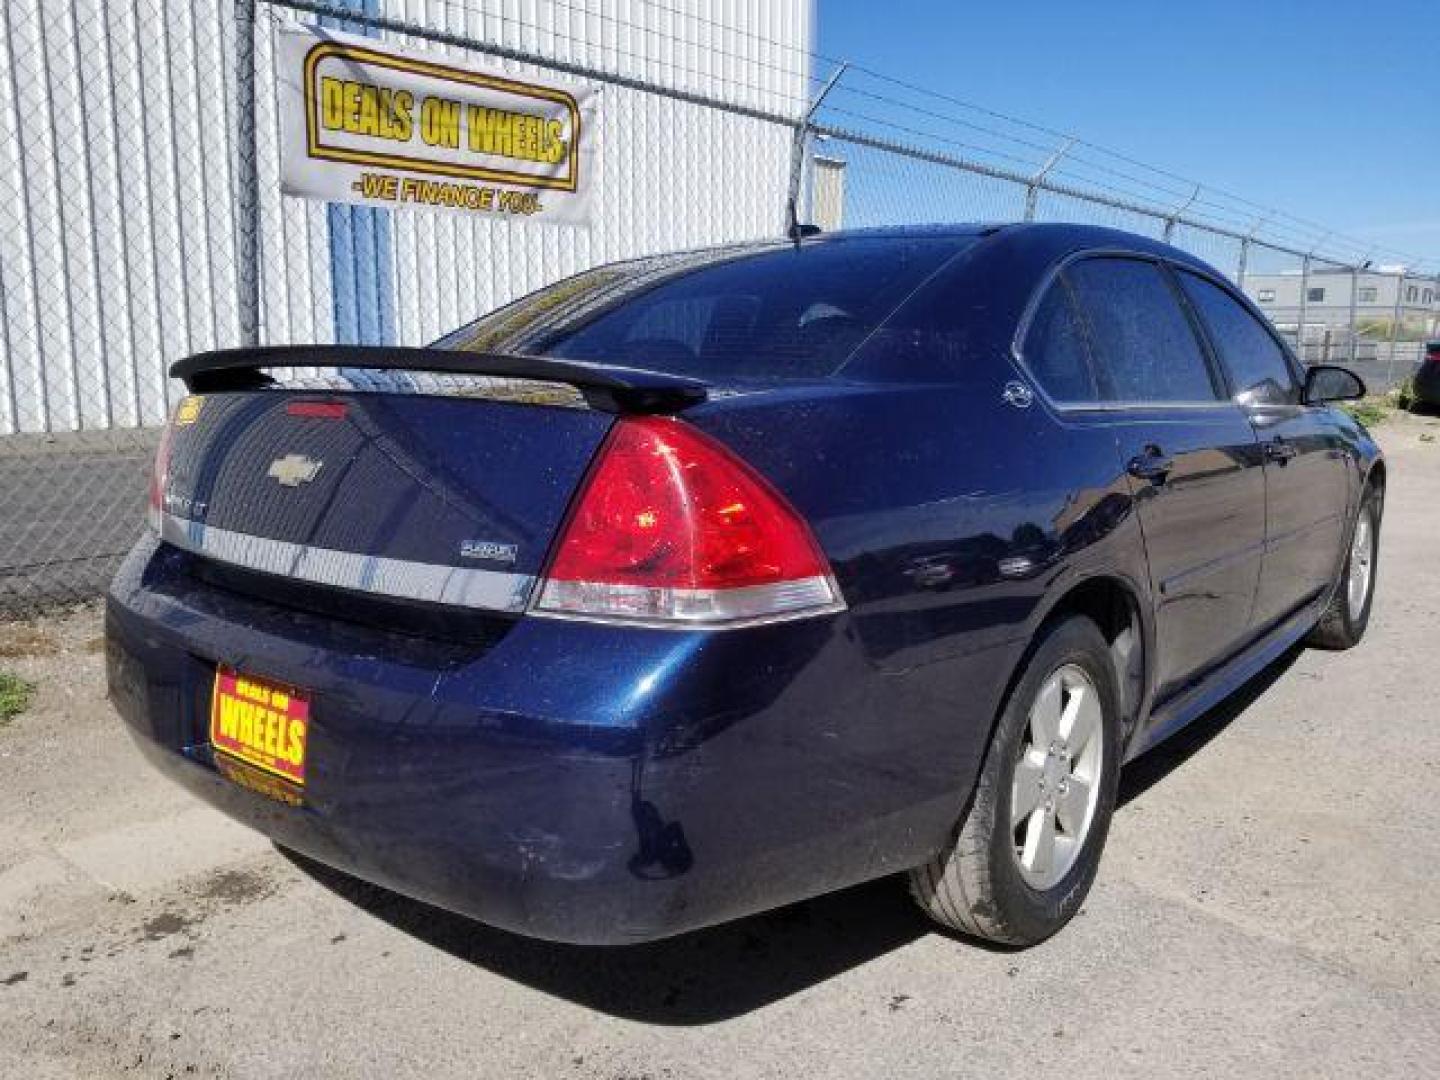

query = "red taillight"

[{"left": 536, "top": 416, "right": 842, "bottom": 625}]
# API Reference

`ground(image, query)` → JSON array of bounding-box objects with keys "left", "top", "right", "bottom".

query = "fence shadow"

[{"left": 281, "top": 643, "right": 1306, "bottom": 1024}]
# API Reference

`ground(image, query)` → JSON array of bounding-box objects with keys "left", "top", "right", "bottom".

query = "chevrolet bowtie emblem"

[{"left": 267, "top": 454, "right": 323, "bottom": 487}]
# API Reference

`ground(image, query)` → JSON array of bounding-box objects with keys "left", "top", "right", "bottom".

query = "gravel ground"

[{"left": 1, "top": 412, "right": 1437, "bottom": 1080}]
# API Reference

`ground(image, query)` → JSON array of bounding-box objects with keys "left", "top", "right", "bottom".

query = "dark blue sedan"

[{"left": 107, "top": 224, "right": 1383, "bottom": 946}]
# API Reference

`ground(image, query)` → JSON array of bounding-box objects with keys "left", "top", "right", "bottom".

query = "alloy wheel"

[
  {"left": 1347, "top": 508, "right": 1375, "bottom": 622},
  {"left": 1011, "top": 663, "right": 1104, "bottom": 890}
]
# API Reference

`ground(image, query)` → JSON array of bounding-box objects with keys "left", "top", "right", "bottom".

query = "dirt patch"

[
  {"left": 0, "top": 626, "right": 60, "bottom": 658},
  {"left": 193, "top": 867, "right": 275, "bottom": 907},
  {"left": 127, "top": 866, "right": 279, "bottom": 950},
  {"left": 139, "top": 912, "right": 195, "bottom": 942}
]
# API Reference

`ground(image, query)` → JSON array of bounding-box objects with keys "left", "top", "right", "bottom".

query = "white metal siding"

[{"left": 0, "top": 0, "right": 813, "bottom": 434}]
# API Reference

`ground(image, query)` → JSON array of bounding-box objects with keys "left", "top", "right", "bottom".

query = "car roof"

[
  {"left": 567, "top": 223, "right": 1217, "bottom": 284},
  {"left": 810, "top": 222, "right": 1215, "bottom": 271}
]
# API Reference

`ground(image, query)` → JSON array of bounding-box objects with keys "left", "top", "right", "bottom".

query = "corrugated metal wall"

[
  {"left": 0, "top": 0, "right": 243, "bottom": 433},
  {"left": 0, "top": 0, "right": 813, "bottom": 434}
]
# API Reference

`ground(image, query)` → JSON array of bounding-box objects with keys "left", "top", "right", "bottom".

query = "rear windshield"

[{"left": 436, "top": 237, "right": 971, "bottom": 381}]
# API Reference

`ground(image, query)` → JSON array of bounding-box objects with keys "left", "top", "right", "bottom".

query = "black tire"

[
  {"left": 1307, "top": 484, "right": 1381, "bottom": 650},
  {"left": 909, "top": 615, "right": 1122, "bottom": 946}
]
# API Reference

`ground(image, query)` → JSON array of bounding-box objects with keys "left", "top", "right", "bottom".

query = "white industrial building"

[
  {"left": 0, "top": 1, "right": 815, "bottom": 435},
  {"left": 1243, "top": 268, "right": 1440, "bottom": 338}
]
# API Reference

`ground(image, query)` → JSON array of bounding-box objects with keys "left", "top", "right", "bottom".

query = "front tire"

[
  {"left": 1307, "top": 484, "right": 1381, "bottom": 650},
  {"left": 909, "top": 616, "right": 1121, "bottom": 946}
]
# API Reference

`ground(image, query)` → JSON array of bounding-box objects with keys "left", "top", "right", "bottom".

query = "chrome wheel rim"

[
  {"left": 1011, "top": 663, "right": 1104, "bottom": 890},
  {"left": 1347, "top": 509, "right": 1374, "bottom": 622}
]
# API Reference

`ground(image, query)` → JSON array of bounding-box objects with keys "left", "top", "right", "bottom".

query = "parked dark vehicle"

[
  {"left": 1414, "top": 339, "right": 1440, "bottom": 407},
  {"left": 107, "top": 224, "right": 1383, "bottom": 947}
]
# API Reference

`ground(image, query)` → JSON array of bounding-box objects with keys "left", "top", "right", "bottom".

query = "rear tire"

[
  {"left": 909, "top": 616, "right": 1121, "bottom": 946},
  {"left": 1307, "top": 484, "right": 1381, "bottom": 650}
]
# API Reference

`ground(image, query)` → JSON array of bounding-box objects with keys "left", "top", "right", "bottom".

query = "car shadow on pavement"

[
  {"left": 280, "top": 849, "right": 933, "bottom": 1025},
  {"left": 282, "top": 644, "right": 1304, "bottom": 1025}
]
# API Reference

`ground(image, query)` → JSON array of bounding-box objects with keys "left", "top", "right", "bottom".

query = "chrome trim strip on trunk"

[{"left": 158, "top": 514, "right": 534, "bottom": 612}]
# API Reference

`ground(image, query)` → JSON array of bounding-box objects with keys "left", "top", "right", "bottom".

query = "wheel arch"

[
  {"left": 1365, "top": 457, "right": 1386, "bottom": 496},
  {"left": 1003, "top": 572, "right": 1151, "bottom": 748},
  {"left": 1036, "top": 575, "right": 1147, "bottom": 738}
]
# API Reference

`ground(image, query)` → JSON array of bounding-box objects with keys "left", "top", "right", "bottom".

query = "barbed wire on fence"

[{"left": 0, "top": 0, "right": 1435, "bottom": 616}]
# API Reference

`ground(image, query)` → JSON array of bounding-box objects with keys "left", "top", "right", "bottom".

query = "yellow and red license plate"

[{"left": 210, "top": 667, "right": 310, "bottom": 788}]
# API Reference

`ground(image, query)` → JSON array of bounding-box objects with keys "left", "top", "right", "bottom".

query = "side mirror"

[{"left": 1303, "top": 364, "right": 1366, "bottom": 405}]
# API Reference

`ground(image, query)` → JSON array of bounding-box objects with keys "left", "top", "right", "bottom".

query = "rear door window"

[
  {"left": 1021, "top": 277, "right": 1101, "bottom": 404},
  {"left": 1176, "top": 270, "right": 1299, "bottom": 407},
  {"left": 1066, "top": 257, "right": 1221, "bottom": 404}
]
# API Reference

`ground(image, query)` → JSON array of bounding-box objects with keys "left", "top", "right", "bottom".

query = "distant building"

[{"left": 1242, "top": 268, "right": 1440, "bottom": 342}]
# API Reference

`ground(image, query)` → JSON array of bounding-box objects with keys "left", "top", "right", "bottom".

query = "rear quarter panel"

[{"left": 688, "top": 378, "right": 1152, "bottom": 816}]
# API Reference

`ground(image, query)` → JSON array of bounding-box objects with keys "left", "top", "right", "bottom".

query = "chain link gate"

[{"left": 1, "top": 0, "right": 1436, "bottom": 616}]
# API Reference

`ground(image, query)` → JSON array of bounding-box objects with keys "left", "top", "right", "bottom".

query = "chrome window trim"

[
  {"left": 157, "top": 513, "right": 534, "bottom": 612},
  {"left": 1011, "top": 248, "right": 1238, "bottom": 415},
  {"left": 1048, "top": 400, "right": 1249, "bottom": 415}
]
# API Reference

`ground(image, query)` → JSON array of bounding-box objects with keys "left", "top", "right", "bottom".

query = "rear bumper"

[{"left": 107, "top": 535, "right": 980, "bottom": 944}]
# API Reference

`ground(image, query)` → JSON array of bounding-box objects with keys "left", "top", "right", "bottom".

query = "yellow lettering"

[
  {"left": 390, "top": 90, "right": 413, "bottom": 141},
  {"left": 287, "top": 719, "right": 306, "bottom": 765},
  {"left": 357, "top": 85, "right": 379, "bottom": 136},
  {"left": 217, "top": 696, "right": 241, "bottom": 741},
  {"left": 544, "top": 119, "right": 566, "bottom": 163},
  {"left": 420, "top": 96, "right": 461, "bottom": 148},
  {"left": 237, "top": 701, "right": 255, "bottom": 748},
  {"left": 321, "top": 77, "right": 345, "bottom": 130}
]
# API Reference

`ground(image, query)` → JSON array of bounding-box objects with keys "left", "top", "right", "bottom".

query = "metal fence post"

[
  {"left": 1386, "top": 271, "right": 1406, "bottom": 388},
  {"left": 235, "top": 0, "right": 262, "bottom": 347},
  {"left": 1237, "top": 217, "right": 1268, "bottom": 290},
  {"left": 1162, "top": 185, "right": 1201, "bottom": 244},
  {"left": 1023, "top": 138, "right": 1074, "bottom": 222},
  {"left": 1347, "top": 264, "right": 1360, "bottom": 367},
  {"left": 786, "top": 63, "right": 847, "bottom": 236},
  {"left": 1297, "top": 254, "right": 1311, "bottom": 363}
]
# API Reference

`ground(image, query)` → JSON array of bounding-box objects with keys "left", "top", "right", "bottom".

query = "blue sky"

[{"left": 817, "top": 0, "right": 1439, "bottom": 267}]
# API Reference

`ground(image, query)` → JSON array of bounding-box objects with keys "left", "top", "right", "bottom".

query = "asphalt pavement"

[{"left": 0, "top": 412, "right": 1436, "bottom": 1079}]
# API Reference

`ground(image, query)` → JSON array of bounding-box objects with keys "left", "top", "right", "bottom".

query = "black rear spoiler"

[{"left": 169, "top": 346, "right": 708, "bottom": 415}]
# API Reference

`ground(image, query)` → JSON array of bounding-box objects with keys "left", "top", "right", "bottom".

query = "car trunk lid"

[
  {"left": 160, "top": 388, "right": 615, "bottom": 611},
  {"left": 158, "top": 343, "right": 712, "bottom": 614}
]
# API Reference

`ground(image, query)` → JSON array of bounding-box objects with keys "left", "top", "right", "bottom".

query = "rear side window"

[
  {"left": 1066, "top": 258, "right": 1220, "bottom": 404},
  {"left": 440, "top": 237, "right": 970, "bottom": 381},
  {"left": 1022, "top": 278, "right": 1100, "bottom": 404},
  {"left": 1176, "top": 271, "right": 1299, "bottom": 407}
]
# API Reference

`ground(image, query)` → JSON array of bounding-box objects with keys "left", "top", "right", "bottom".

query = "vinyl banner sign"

[{"left": 278, "top": 27, "right": 597, "bottom": 225}]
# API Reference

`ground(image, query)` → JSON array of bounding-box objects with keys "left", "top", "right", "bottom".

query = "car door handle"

[
  {"left": 1127, "top": 447, "right": 1175, "bottom": 483},
  {"left": 1265, "top": 439, "right": 1298, "bottom": 464}
]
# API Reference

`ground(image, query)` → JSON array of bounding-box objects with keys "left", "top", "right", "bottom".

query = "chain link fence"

[{"left": 2, "top": 0, "right": 1437, "bottom": 616}]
